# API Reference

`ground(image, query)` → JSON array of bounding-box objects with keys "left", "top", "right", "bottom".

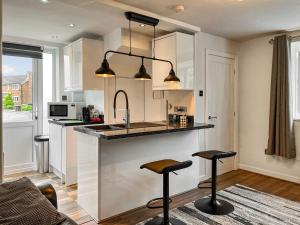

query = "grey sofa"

[{"left": 37, "top": 183, "right": 77, "bottom": 225}]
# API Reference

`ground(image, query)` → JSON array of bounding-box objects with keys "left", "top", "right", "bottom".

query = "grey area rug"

[{"left": 137, "top": 184, "right": 300, "bottom": 225}]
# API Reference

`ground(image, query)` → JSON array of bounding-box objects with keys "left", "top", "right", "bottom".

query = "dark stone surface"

[
  {"left": 48, "top": 119, "right": 104, "bottom": 127},
  {"left": 74, "top": 122, "right": 214, "bottom": 140}
]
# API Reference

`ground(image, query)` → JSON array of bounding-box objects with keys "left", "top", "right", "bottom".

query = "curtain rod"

[{"left": 269, "top": 35, "right": 300, "bottom": 44}]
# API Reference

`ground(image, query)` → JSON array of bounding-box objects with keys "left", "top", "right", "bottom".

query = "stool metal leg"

[
  {"left": 163, "top": 173, "right": 169, "bottom": 224},
  {"left": 145, "top": 173, "right": 186, "bottom": 225},
  {"left": 194, "top": 159, "right": 234, "bottom": 215}
]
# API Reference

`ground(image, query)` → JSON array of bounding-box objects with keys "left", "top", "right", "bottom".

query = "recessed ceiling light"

[
  {"left": 40, "top": 0, "right": 49, "bottom": 3},
  {"left": 139, "top": 24, "right": 146, "bottom": 27},
  {"left": 175, "top": 5, "right": 185, "bottom": 13},
  {"left": 69, "top": 23, "right": 75, "bottom": 28}
]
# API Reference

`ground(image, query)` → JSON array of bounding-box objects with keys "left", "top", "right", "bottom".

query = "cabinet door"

[
  {"left": 72, "top": 40, "right": 83, "bottom": 90},
  {"left": 176, "top": 33, "right": 194, "bottom": 90},
  {"left": 64, "top": 46, "right": 73, "bottom": 91},
  {"left": 152, "top": 34, "right": 176, "bottom": 90},
  {"left": 49, "top": 124, "right": 62, "bottom": 171}
]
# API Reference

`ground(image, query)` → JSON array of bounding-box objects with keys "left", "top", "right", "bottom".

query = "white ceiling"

[
  {"left": 3, "top": 0, "right": 192, "bottom": 44},
  {"left": 4, "top": 0, "right": 300, "bottom": 43},
  {"left": 116, "top": 0, "right": 300, "bottom": 41}
]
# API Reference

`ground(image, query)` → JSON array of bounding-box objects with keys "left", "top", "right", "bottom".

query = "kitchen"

[{"left": 1, "top": 1, "right": 239, "bottom": 225}]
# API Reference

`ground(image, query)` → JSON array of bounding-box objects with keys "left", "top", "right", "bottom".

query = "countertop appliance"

[{"left": 48, "top": 102, "right": 85, "bottom": 120}]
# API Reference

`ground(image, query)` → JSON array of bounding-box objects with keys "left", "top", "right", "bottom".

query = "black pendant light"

[
  {"left": 95, "top": 58, "right": 115, "bottom": 77},
  {"left": 134, "top": 57, "right": 151, "bottom": 80},
  {"left": 164, "top": 68, "right": 180, "bottom": 82},
  {"left": 95, "top": 11, "right": 180, "bottom": 83}
]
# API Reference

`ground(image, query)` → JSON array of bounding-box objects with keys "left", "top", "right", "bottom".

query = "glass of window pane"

[{"left": 2, "top": 55, "right": 33, "bottom": 122}]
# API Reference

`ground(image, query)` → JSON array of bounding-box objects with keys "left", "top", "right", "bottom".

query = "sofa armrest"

[{"left": 37, "top": 183, "right": 58, "bottom": 209}]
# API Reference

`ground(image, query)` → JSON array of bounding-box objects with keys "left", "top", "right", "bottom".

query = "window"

[
  {"left": 11, "top": 84, "right": 19, "bottom": 90},
  {"left": 42, "top": 50, "right": 55, "bottom": 134},
  {"left": 2, "top": 55, "right": 33, "bottom": 122},
  {"left": 291, "top": 42, "right": 300, "bottom": 119},
  {"left": 12, "top": 96, "right": 19, "bottom": 103}
]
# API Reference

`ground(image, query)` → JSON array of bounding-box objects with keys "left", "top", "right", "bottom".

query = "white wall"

[
  {"left": 238, "top": 34, "right": 300, "bottom": 183},
  {"left": 194, "top": 32, "right": 238, "bottom": 123}
]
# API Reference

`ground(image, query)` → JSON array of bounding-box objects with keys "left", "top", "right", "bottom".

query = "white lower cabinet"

[{"left": 49, "top": 123, "right": 77, "bottom": 185}]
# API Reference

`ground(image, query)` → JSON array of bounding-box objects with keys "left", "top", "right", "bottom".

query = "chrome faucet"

[{"left": 113, "top": 90, "right": 130, "bottom": 128}]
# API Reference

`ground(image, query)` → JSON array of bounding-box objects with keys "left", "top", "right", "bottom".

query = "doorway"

[
  {"left": 2, "top": 45, "right": 55, "bottom": 175},
  {"left": 2, "top": 54, "right": 40, "bottom": 174},
  {"left": 205, "top": 49, "right": 238, "bottom": 175}
]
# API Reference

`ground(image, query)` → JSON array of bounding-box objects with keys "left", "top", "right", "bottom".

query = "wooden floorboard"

[{"left": 5, "top": 169, "right": 300, "bottom": 225}]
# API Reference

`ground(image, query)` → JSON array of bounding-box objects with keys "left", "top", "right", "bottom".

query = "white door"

[
  {"left": 205, "top": 51, "right": 236, "bottom": 175},
  {"left": 2, "top": 55, "right": 41, "bottom": 174}
]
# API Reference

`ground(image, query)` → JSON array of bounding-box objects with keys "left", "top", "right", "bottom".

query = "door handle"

[
  {"left": 208, "top": 116, "right": 218, "bottom": 120},
  {"left": 34, "top": 107, "right": 38, "bottom": 120}
]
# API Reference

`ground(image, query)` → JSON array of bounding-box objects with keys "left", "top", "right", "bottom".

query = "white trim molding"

[
  {"left": 239, "top": 163, "right": 300, "bottom": 184},
  {"left": 4, "top": 163, "right": 36, "bottom": 176}
]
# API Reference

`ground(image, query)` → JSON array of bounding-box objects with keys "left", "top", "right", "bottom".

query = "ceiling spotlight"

[
  {"left": 69, "top": 23, "right": 75, "bottom": 28},
  {"left": 40, "top": 0, "right": 49, "bottom": 3},
  {"left": 175, "top": 5, "right": 185, "bottom": 13},
  {"left": 140, "top": 24, "right": 146, "bottom": 27}
]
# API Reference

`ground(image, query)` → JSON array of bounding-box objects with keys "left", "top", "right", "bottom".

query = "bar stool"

[
  {"left": 192, "top": 150, "right": 237, "bottom": 215},
  {"left": 140, "top": 159, "right": 192, "bottom": 225}
]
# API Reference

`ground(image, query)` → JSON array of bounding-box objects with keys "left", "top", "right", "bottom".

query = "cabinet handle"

[{"left": 208, "top": 116, "right": 218, "bottom": 120}]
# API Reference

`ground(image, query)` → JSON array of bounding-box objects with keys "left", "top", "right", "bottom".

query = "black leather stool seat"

[
  {"left": 141, "top": 159, "right": 192, "bottom": 174},
  {"left": 192, "top": 150, "right": 236, "bottom": 160}
]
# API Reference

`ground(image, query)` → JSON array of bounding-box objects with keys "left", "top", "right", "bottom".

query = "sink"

[
  {"left": 85, "top": 122, "right": 165, "bottom": 132},
  {"left": 85, "top": 125, "right": 125, "bottom": 132},
  {"left": 113, "top": 122, "right": 166, "bottom": 129}
]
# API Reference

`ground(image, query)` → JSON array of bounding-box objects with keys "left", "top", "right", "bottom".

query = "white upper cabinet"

[
  {"left": 152, "top": 32, "right": 194, "bottom": 90},
  {"left": 64, "top": 38, "right": 105, "bottom": 91}
]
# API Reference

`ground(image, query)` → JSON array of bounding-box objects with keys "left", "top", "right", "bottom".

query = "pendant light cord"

[
  {"left": 129, "top": 19, "right": 132, "bottom": 55},
  {"left": 153, "top": 26, "right": 156, "bottom": 59}
]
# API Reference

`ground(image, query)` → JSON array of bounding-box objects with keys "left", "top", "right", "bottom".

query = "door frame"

[
  {"left": 205, "top": 49, "right": 239, "bottom": 171},
  {"left": 2, "top": 57, "right": 42, "bottom": 175}
]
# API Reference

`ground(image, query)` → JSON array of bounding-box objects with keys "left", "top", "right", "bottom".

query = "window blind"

[{"left": 2, "top": 42, "right": 43, "bottom": 59}]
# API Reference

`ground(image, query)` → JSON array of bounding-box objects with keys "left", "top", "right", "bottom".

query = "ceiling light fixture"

[
  {"left": 95, "top": 11, "right": 180, "bottom": 83},
  {"left": 134, "top": 57, "right": 151, "bottom": 80},
  {"left": 69, "top": 23, "right": 75, "bottom": 27},
  {"left": 40, "top": 0, "right": 49, "bottom": 3},
  {"left": 175, "top": 5, "right": 185, "bottom": 13},
  {"left": 140, "top": 24, "right": 146, "bottom": 27}
]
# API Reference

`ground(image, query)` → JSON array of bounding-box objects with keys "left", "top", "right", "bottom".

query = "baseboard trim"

[
  {"left": 239, "top": 163, "right": 300, "bottom": 184},
  {"left": 4, "top": 163, "right": 36, "bottom": 175}
]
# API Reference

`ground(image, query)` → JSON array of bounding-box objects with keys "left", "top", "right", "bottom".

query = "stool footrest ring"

[
  {"left": 146, "top": 197, "right": 172, "bottom": 209},
  {"left": 197, "top": 180, "right": 213, "bottom": 189}
]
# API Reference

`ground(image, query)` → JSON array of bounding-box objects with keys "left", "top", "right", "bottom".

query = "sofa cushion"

[{"left": 0, "top": 177, "right": 67, "bottom": 225}]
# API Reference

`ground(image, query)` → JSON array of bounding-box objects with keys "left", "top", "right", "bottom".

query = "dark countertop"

[
  {"left": 74, "top": 122, "right": 214, "bottom": 140},
  {"left": 48, "top": 119, "right": 104, "bottom": 127}
]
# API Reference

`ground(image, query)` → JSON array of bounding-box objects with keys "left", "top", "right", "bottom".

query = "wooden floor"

[{"left": 5, "top": 169, "right": 300, "bottom": 225}]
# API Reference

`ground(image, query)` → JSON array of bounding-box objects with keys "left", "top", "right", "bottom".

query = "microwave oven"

[{"left": 48, "top": 102, "right": 85, "bottom": 120}]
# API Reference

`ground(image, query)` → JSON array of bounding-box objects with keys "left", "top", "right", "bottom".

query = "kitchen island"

[{"left": 74, "top": 122, "right": 213, "bottom": 222}]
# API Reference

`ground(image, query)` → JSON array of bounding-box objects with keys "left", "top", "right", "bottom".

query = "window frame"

[
  {"left": 11, "top": 83, "right": 19, "bottom": 90},
  {"left": 12, "top": 96, "right": 19, "bottom": 103}
]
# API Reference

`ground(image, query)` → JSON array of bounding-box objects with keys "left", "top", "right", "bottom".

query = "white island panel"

[{"left": 77, "top": 129, "right": 206, "bottom": 222}]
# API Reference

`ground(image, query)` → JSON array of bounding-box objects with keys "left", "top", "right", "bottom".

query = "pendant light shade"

[
  {"left": 134, "top": 64, "right": 152, "bottom": 80},
  {"left": 164, "top": 68, "right": 180, "bottom": 82},
  {"left": 95, "top": 59, "right": 115, "bottom": 77}
]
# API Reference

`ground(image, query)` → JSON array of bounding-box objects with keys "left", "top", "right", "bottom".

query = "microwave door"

[{"left": 50, "top": 105, "right": 68, "bottom": 117}]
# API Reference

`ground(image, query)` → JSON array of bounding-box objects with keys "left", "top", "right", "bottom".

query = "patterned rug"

[{"left": 137, "top": 184, "right": 300, "bottom": 225}]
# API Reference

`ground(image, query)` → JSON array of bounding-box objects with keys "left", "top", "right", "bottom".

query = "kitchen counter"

[
  {"left": 48, "top": 119, "right": 104, "bottom": 127},
  {"left": 75, "top": 121, "right": 214, "bottom": 222},
  {"left": 74, "top": 122, "right": 214, "bottom": 140}
]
